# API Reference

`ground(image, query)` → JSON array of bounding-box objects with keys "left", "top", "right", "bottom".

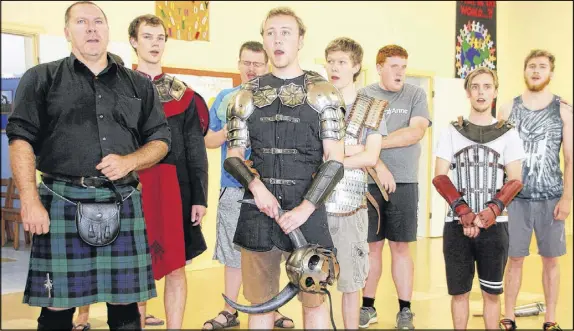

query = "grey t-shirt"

[{"left": 358, "top": 83, "right": 431, "bottom": 183}]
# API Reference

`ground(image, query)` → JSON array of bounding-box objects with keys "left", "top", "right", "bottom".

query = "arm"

[
  {"left": 205, "top": 127, "right": 228, "bottom": 149},
  {"left": 204, "top": 90, "right": 228, "bottom": 149},
  {"left": 476, "top": 160, "right": 524, "bottom": 228},
  {"left": 344, "top": 134, "right": 382, "bottom": 169},
  {"left": 432, "top": 157, "right": 477, "bottom": 228},
  {"left": 381, "top": 116, "right": 429, "bottom": 149},
  {"left": 185, "top": 94, "right": 209, "bottom": 208},
  {"left": 554, "top": 100, "right": 573, "bottom": 220},
  {"left": 6, "top": 68, "right": 50, "bottom": 235}
]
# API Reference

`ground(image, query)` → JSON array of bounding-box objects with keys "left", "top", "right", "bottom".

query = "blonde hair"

[
  {"left": 260, "top": 7, "right": 306, "bottom": 37},
  {"left": 464, "top": 67, "right": 499, "bottom": 91},
  {"left": 524, "top": 49, "right": 555, "bottom": 72},
  {"left": 325, "top": 37, "right": 364, "bottom": 82}
]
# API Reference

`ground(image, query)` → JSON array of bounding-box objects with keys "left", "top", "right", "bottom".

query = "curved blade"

[{"left": 222, "top": 283, "right": 300, "bottom": 314}]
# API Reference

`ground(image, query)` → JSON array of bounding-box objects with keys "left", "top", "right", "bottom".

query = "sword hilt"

[{"left": 288, "top": 228, "right": 308, "bottom": 248}]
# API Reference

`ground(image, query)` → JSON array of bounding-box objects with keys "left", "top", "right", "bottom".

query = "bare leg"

[
  {"left": 363, "top": 240, "right": 385, "bottom": 299},
  {"left": 74, "top": 305, "right": 90, "bottom": 328},
  {"left": 503, "top": 257, "right": 525, "bottom": 321},
  {"left": 541, "top": 256, "right": 560, "bottom": 323},
  {"left": 482, "top": 291, "right": 501, "bottom": 330},
  {"left": 451, "top": 292, "right": 470, "bottom": 330},
  {"left": 165, "top": 266, "right": 187, "bottom": 329},
  {"left": 388, "top": 241, "right": 414, "bottom": 301},
  {"left": 137, "top": 302, "right": 146, "bottom": 328},
  {"left": 303, "top": 302, "right": 330, "bottom": 330},
  {"left": 342, "top": 291, "right": 360, "bottom": 329},
  {"left": 248, "top": 311, "right": 275, "bottom": 330}
]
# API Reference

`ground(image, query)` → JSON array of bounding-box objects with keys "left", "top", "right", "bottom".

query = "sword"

[{"left": 472, "top": 301, "right": 546, "bottom": 317}]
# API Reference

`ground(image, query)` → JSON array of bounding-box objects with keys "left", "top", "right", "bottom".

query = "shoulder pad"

[
  {"left": 306, "top": 81, "right": 344, "bottom": 113},
  {"left": 227, "top": 89, "right": 255, "bottom": 120},
  {"left": 364, "top": 99, "right": 388, "bottom": 130},
  {"left": 451, "top": 116, "right": 465, "bottom": 128},
  {"left": 304, "top": 70, "right": 326, "bottom": 88},
  {"left": 495, "top": 119, "right": 514, "bottom": 129},
  {"left": 169, "top": 76, "right": 187, "bottom": 101}
]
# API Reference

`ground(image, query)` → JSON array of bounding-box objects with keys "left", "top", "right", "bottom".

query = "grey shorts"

[
  {"left": 327, "top": 209, "right": 370, "bottom": 293},
  {"left": 507, "top": 198, "right": 566, "bottom": 258},
  {"left": 213, "top": 187, "right": 244, "bottom": 268}
]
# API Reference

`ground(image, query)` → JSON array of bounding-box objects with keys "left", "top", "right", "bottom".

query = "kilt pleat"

[{"left": 23, "top": 180, "right": 157, "bottom": 308}]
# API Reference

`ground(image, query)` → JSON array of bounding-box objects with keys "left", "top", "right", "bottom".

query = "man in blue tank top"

[{"left": 497, "top": 49, "right": 572, "bottom": 331}]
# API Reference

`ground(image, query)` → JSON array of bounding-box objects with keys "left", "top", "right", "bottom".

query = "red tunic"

[{"left": 137, "top": 72, "right": 209, "bottom": 280}]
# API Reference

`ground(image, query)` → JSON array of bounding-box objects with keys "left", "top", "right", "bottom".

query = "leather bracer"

[
  {"left": 223, "top": 157, "right": 259, "bottom": 189},
  {"left": 303, "top": 160, "right": 344, "bottom": 206},
  {"left": 432, "top": 174, "right": 476, "bottom": 227},
  {"left": 478, "top": 179, "right": 523, "bottom": 229}
]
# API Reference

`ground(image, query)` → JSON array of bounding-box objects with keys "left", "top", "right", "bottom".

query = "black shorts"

[
  {"left": 443, "top": 221, "right": 509, "bottom": 296},
  {"left": 367, "top": 183, "right": 419, "bottom": 243}
]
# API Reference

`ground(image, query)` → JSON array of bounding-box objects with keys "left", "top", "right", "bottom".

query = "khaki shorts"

[
  {"left": 328, "top": 208, "right": 370, "bottom": 293},
  {"left": 241, "top": 247, "right": 325, "bottom": 308}
]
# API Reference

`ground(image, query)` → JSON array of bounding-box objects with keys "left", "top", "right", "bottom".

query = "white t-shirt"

[{"left": 434, "top": 119, "right": 525, "bottom": 223}]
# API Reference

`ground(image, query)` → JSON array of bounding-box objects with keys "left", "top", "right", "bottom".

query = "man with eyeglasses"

[{"left": 203, "top": 41, "right": 294, "bottom": 330}]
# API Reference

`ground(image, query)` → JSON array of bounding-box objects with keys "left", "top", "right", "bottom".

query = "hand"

[
  {"left": 462, "top": 225, "right": 480, "bottom": 238},
  {"left": 554, "top": 197, "right": 572, "bottom": 221},
  {"left": 377, "top": 166, "right": 396, "bottom": 193},
  {"left": 191, "top": 205, "right": 207, "bottom": 226},
  {"left": 477, "top": 204, "right": 499, "bottom": 229},
  {"left": 248, "top": 179, "right": 280, "bottom": 219},
  {"left": 276, "top": 200, "right": 315, "bottom": 234},
  {"left": 21, "top": 199, "right": 50, "bottom": 235},
  {"left": 96, "top": 154, "right": 137, "bottom": 181}
]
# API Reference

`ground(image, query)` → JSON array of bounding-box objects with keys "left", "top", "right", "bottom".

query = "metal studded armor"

[
  {"left": 447, "top": 117, "right": 514, "bottom": 217},
  {"left": 227, "top": 71, "right": 345, "bottom": 252},
  {"left": 325, "top": 94, "right": 387, "bottom": 216}
]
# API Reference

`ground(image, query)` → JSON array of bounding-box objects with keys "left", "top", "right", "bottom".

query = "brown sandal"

[{"left": 202, "top": 311, "right": 240, "bottom": 329}]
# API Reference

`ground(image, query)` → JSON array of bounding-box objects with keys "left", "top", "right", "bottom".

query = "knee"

[
  {"left": 369, "top": 241, "right": 385, "bottom": 255},
  {"left": 389, "top": 241, "right": 410, "bottom": 256},
  {"left": 541, "top": 256, "right": 559, "bottom": 269},
  {"left": 166, "top": 267, "right": 187, "bottom": 280},
  {"left": 452, "top": 292, "right": 470, "bottom": 302},
  {"left": 508, "top": 256, "right": 525, "bottom": 267},
  {"left": 482, "top": 291, "right": 500, "bottom": 303}
]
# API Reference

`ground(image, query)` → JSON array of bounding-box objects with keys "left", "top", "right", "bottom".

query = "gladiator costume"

[
  {"left": 138, "top": 73, "right": 209, "bottom": 280},
  {"left": 433, "top": 117, "right": 524, "bottom": 296},
  {"left": 222, "top": 71, "right": 345, "bottom": 314}
]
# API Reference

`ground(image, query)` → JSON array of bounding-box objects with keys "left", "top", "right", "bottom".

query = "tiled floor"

[{"left": 1, "top": 244, "right": 31, "bottom": 295}]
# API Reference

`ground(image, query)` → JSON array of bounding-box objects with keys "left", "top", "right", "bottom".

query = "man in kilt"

[{"left": 6, "top": 1, "right": 171, "bottom": 330}]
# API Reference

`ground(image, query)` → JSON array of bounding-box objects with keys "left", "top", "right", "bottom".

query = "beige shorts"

[
  {"left": 328, "top": 208, "right": 370, "bottom": 293},
  {"left": 241, "top": 247, "right": 325, "bottom": 308}
]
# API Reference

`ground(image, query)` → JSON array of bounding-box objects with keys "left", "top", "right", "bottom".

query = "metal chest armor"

[
  {"left": 151, "top": 74, "right": 186, "bottom": 103},
  {"left": 447, "top": 117, "right": 513, "bottom": 217},
  {"left": 325, "top": 94, "right": 387, "bottom": 216}
]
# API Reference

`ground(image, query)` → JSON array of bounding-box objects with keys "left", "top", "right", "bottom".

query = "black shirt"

[{"left": 6, "top": 53, "right": 171, "bottom": 177}]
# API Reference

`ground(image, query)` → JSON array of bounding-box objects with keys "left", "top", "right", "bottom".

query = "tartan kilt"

[{"left": 23, "top": 180, "right": 157, "bottom": 308}]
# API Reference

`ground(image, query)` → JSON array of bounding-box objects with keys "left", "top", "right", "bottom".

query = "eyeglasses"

[{"left": 240, "top": 60, "right": 266, "bottom": 68}]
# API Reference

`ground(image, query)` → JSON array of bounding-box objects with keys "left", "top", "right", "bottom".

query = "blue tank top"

[{"left": 508, "top": 95, "right": 564, "bottom": 200}]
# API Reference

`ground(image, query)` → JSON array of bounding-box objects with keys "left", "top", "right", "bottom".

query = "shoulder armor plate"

[
  {"left": 226, "top": 89, "right": 254, "bottom": 148},
  {"left": 306, "top": 81, "right": 344, "bottom": 113}
]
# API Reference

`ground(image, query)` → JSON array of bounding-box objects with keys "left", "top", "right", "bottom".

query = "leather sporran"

[{"left": 76, "top": 201, "right": 121, "bottom": 247}]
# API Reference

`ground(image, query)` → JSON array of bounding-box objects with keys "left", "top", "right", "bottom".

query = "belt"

[
  {"left": 261, "top": 177, "right": 297, "bottom": 185},
  {"left": 41, "top": 172, "right": 138, "bottom": 188},
  {"left": 260, "top": 148, "right": 299, "bottom": 155}
]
